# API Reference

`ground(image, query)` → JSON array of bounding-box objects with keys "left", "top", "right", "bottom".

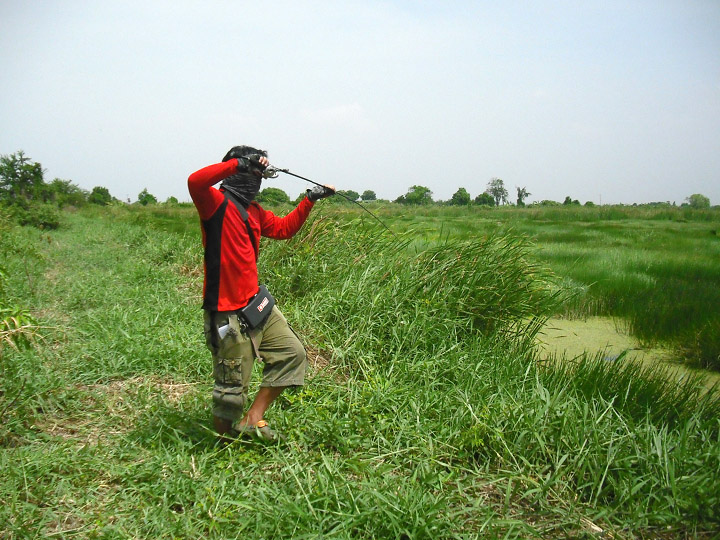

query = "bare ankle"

[
  {"left": 213, "top": 416, "right": 233, "bottom": 435},
  {"left": 237, "top": 414, "right": 261, "bottom": 428}
]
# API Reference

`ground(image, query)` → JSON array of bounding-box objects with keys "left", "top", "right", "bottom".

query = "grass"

[
  {"left": 364, "top": 204, "right": 720, "bottom": 370},
  {"left": 1, "top": 203, "right": 719, "bottom": 538}
]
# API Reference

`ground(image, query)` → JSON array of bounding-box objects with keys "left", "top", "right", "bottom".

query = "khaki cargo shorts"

[{"left": 204, "top": 306, "right": 307, "bottom": 422}]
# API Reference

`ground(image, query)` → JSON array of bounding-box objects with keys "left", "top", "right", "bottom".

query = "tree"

[
  {"left": 165, "top": 196, "right": 179, "bottom": 205},
  {"left": 137, "top": 188, "right": 157, "bottom": 206},
  {"left": 450, "top": 187, "right": 471, "bottom": 206},
  {"left": 256, "top": 187, "right": 290, "bottom": 205},
  {"left": 47, "top": 178, "right": 87, "bottom": 207},
  {"left": 486, "top": 178, "right": 508, "bottom": 206},
  {"left": 474, "top": 192, "right": 494, "bottom": 206},
  {"left": 337, "top": 189, "right": 360, "bottom": 202},
  {"left": 361, "top": 190, "right": 376, "bottom": 201},
  {"left": 0, "top": 151, "right": 45, "bottom": 202},
  {"left": 563, "top": 196, "right": 580, "bottom": 206},
  {"left": 89, "top": 186, "right": 113, "bottom": 205},
  {"left": 516, "top": 186, "right": 531, "bottom": 207},
  {"left": 686, "top": 193, "right": 710, "bottom": 209},
  {"left": 399, "top": 185, "right": 433, "bottom": 205}
]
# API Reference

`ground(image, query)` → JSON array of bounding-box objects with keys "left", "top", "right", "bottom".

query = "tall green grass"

[
  {"left": 0, "top": 210, "right": 42, "bottom": 349},
  {"left": 263, "top": 212, "right": 720, "bottom": 528},
  {"left": 530, "top": 220, "right": 720, "bottom": 370},
  {"left": 263, "top": 216, "right": 561, "bottom": 344},
  {"left": 1, "top": 205, "right": 719, "bottom": 538},
  {"left": 361, "top": 204, "right": 720, "bottom": 370}
]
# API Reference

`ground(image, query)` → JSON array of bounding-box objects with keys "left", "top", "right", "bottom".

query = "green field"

[
  {"left": 2, "top": 203, "right": 719, "bottom": 538},
  {"left": 367, "top": 203, "right": 720, "bottom": 372}
]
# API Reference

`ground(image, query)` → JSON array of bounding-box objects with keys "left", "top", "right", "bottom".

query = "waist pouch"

[{"left": 239, "top": 285, "right": 276, "bottom": 329}]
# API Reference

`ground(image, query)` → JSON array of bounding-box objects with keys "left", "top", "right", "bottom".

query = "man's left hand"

[{"left": 307, "top": 184, "right": 335, "bottom": 202}]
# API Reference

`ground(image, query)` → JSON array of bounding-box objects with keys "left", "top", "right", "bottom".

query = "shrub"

[
  {"left": 9, "top": 203, "right": 61, "bottom": 229},
  {"left": 89, "top": 186, "right": 113, "bottom": 205},
  {"left": 256, "top": 187, "right": 290, "bottom": 206},
  {"left": 0, "top": 306, "right": 39, "bottom": 350},
  {"left": 137, "top": 188, "right": 158, "bottom": 206},
  {"left": 474, "top": 192, "right": 495, "bottom": 206},
  {"left": 686, "top": 194, "right": 710, "bottom": 209}
]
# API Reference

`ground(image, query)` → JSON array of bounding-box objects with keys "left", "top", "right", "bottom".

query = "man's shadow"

[{"left": 125, "top": 402, "right": 219, "bottom": 450}]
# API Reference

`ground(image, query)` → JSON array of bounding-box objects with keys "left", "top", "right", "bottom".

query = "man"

[{"left": 188, "top": 145, "right": 334, "bottom": 442}]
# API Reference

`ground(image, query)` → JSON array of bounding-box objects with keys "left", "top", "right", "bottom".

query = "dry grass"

[{"left": 32, "top": 376, "right": 202, "bottom": 446}]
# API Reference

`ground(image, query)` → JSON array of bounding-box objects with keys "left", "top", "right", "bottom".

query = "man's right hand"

[
  {"left": 246, "top": 154, "right": 269, "bottom": 177},
  {"left": 246, "top": 154, "right": 269, "bottom": 169}
]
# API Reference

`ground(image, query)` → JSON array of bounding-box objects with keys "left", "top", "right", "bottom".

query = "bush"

[
  {"left": 137, "top": 188, "right": 157, "bottom": 206},
  {"left": 474, "top": 192, "right": 495, "bottom": 206},
  {"left": 263, "top": 216, "right": 563, "bottom": 350},
  {"left": 0, "top": 306, "right": 39, "bottom": 350},
  {"left": 256, "top": 187, "right": 290, "bottom": 206},
  {"left": 8, "top": 203, "right": 61, "bottom": 229},
  {"left": 686, "top": 194, "right": 711, "bottom": 209},
  {"left": 89, "top": 186, "right": 113, "bottom": 205}
]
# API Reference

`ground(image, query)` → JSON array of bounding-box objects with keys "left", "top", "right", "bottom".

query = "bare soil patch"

[{"left": 34, "top": 376, "right": 201, "bottom": 445}]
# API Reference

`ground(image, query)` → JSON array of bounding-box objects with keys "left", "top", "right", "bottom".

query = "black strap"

[{"left": 224, "top": 192, "right": 258, "bottom": 260}]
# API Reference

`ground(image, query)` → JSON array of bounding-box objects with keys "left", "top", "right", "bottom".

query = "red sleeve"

[
  {"left": 187, "top": 160, "right": 240, "bottom": 220},
  {"left": 252, "top": 197, "right": 315, "bottom": 240}
]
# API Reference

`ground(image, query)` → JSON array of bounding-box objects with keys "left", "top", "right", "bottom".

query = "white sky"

[{"left": 1, "top": 1, "right": 719, "bottom": 205}]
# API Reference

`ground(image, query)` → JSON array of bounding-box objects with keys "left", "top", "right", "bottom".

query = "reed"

[{"left": 362, "top": 205, "right": 720, "bottom": 370}]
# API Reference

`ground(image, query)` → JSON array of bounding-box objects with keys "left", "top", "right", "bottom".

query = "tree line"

[
  {"left": 0, "top": 151, "right": 117, "bottom": 208},
  {"left": 0, "top": 151, "right": 185, "bottom": 228},
  {"left": 1, "top": 151, "right": 713, "bottom": 230}
]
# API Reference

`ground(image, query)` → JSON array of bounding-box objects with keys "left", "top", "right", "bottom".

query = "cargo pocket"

[
  {"left": 213, "top": 356, "right": 246, "bottom": 385},
  {"left": 212, "top": 314, "right": 254, "bottom": 386},
  {"left": 212, "top": 383, "right": 247, "bottom": 421},
  {"left": 212, "top": 384, "right": 246, "bottom": 409}
]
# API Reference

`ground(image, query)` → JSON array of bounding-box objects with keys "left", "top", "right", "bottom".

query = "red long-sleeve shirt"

[{"left": 188, "top": 159, "right": 314, "bottom": 311}]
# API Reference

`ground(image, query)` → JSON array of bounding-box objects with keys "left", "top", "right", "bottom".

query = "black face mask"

[
  {"left": 221, "top": 172, "right": 262, "bottom": 207},
  {"left": 220, "top": 145, "right": 267, "bottom": 207}
]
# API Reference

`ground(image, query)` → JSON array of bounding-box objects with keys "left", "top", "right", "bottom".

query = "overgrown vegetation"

[
  {"left": 0, "top": 151, "right": 138, "bottom": 228},
  {"left": 371, "top": 203, "right": 720, "bottom": 371},
  {"left": 1, "top": 203, "right": 719, "bottom": 538},
  {"left": 0, "top": 152, "right": 76, "bottom": 227},
  {"left": 0, "top": 210, "right": 41, "bottom": 351}
]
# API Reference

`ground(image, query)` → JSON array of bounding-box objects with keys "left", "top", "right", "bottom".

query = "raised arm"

[
  {"left": 254, "top": 197, "right": 315, "bottom": 240},
  {"left": 255, "top": 183, "right": 335, "bottom": 239},
  {"left": 188, "top": 159, "right": 248, "bottom": 220}
]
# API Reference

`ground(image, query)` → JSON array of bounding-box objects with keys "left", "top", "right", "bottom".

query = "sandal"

[{"left": 232, "top": 419, "right": 286, "bottom": 443}]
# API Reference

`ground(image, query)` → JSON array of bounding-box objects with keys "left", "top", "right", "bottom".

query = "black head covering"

[
  {"left": 222, "top": 145, "right": 267, "bottom": 163},
  {"left": 220, "top": 146, "right": 267, "bottom": 207}
]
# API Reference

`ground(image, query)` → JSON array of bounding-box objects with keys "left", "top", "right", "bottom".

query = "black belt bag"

[{"left": 239, "top": 285, "right": 275, "bottom": 329}]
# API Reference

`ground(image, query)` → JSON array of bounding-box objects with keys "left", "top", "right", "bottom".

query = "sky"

[{"left": 1, "top": 1, "right": 719, "bottom": 205}]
